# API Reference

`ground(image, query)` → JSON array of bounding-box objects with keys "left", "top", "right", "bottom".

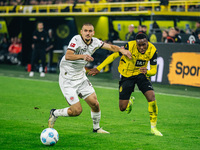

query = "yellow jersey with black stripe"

[
  {"left": 97, "top": 41, "right": 157, "bottom": 78},
  {"left": 118, "top": 41, "right": 157, "bottom": 77}
]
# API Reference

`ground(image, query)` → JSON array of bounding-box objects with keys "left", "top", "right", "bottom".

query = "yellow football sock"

[{"left": 148, "top": 100, "right": 158, "bottom": 127}]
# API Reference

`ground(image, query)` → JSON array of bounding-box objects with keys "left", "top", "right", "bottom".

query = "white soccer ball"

[{"left": 40, "top": 128, "right": 59, "bottom": 146}]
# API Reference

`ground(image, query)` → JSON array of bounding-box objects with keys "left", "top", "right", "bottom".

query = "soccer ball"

[{"left": 40, "top": 128, "right": 59, "bottom": 146}]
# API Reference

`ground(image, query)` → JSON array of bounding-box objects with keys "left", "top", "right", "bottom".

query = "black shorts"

[{"left": 119, "top": 73, "right": 154, "bottom": 100}]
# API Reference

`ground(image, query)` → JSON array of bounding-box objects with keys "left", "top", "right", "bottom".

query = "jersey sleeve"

[
  {"left": 97, "top": 52, "right": 120, "bottom": 71},
  {"left": 67, "top": 36, "right": 78, "bottom": 51},
  {"left": 96, "top": 38, "right": 104, "bottom": 49},
  {"left": 147, "top": 50, "right": 157, "bottom": 76},
  {"left": 150, "top": 50, "right": 157, "bottom": 65}
]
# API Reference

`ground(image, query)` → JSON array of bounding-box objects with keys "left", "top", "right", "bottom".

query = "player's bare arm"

[
  {"left": 65, "top": 49, "right": 94, "bottom": 62},
  {"left": 102, "top": 43, "right": 132, "bottom": 59}
]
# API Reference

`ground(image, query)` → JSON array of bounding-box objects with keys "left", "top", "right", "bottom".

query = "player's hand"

[
  {"left": 139, "top": 67, "right": 147, "bottom": 74},
  {"left": 120, "top": 49, "right": 132, "bottom": 60},
  {"left": 88, "top": 68, "right": 100, "bottom": 76},
  {"left": 83, "top": 55, "right": 94, "bottom": 62}
]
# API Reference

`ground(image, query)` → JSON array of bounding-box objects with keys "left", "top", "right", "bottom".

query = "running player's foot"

[
  {"left": 125, "top": 96, "right": 135, "bottom": 114},
  {"left": 48, "top": 109, "right": 57, "bottom": 128},
  {"left": 151, "top": 127, "right": 163, "bottom": 136},
  {"left": 93, "top": 128, "right": 110, "bottom": 134}
]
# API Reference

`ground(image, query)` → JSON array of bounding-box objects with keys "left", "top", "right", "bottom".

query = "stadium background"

[{"left": 0, "top": 0, "right": 200, "bottom": 86}]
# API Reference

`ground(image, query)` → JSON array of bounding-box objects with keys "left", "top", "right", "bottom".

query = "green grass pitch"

[{"left": 0, "top": 66, "right": 200, "bottom": 150}]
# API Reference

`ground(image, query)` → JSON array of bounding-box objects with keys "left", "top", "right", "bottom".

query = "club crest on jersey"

[
  {"left": 70, "top": 43, "right": 76, "bottom": 48},
  {"left": 70, "top": 96, "right": 74, "bottom": 101}
]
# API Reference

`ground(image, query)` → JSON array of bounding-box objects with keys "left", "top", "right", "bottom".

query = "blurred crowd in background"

[
  {"left": 1, "top": 0, "right": 149, "bottom": 6},
  {"left": 0, "top": 0, "right": 200, "bottom": 73}
]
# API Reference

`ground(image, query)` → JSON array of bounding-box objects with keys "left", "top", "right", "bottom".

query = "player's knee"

[
  {"left": 69, "top": 107, "right": 82, "bottom": 116},
  {"left": 145, "top": 91, "right": 155, "bottom": 102},
  {"left": 94, "top": 101, "right": 99, "bottom": 107},
  {"left": 92, "top": 101, "right": 100, "bottom": 111},
  {"left": 73, "top": 108, "right": 82, "bottom": 116},
  {"left": 147, "top": 94, "right": 155, "bottom": 102},
  {"left": 119, "top": 105, "right": 126, "bottom": 111}
]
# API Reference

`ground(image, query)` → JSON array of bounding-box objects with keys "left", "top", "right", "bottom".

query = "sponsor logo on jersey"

[
  {"left": 135, "top": 60, "right": 146, "bottom": 66},
  {"left": 70, "top": 43, "right": 76, "bottom": 48}
]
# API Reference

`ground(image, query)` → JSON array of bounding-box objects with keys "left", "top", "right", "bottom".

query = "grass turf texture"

[{"left": 0, "top": 64, "right": 200, "bottom": 150}]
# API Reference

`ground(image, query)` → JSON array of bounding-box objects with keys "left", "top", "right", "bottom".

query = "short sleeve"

[
  {"left": 96, "top": 38, "right": 104, "bottom": 49},
  {"left": 67, "top": 36, "right": 78, "bottom": 51},
  {"left": 150, "top": 50, "right": 157, "bottom": 65}
]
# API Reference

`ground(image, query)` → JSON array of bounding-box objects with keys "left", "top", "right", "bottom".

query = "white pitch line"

[
  {"left": 1, "top": 75, "right": 200, "bottom": 99},
  {"left": 94, "top": 85, "right": 200, "bottom": 100}
]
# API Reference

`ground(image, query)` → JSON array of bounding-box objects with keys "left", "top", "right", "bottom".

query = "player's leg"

[
  {"left": 125, "top": 96, "right": 135, "bottom": 114},
  {"left": 80, "top": 79, "right": 109, "bottom": 133},
  {"left": 48, "top": 102, "right": 82, "bottom": 128},
  {"left": 29, "top": 49, "right": 38, "bottom": 77},
  {"left": 85, "top": 93, "right": 109, "bottom": 134},
  {"left": 144, "top": 90, "right": 163, "bottom": 136},
  {"left": 40, "top": 49, "right": 46, "bottom": 77},
  {"left": 48, "top": 76, "right": 82, "bottom": 128},
  {"left": 137, "top": 74, "right": 163, "bottom": 136},
  {"left": 119, "top": 76, "right": 135, "bottom": 112},
  {"left": 119, "top": 100, "right": 129, "bottom": 111}
]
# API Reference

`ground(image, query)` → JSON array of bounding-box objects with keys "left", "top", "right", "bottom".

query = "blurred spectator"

[
  {"left": 7, "top": 37, "right": 22, "bottom": 64},
  {"left": 137, "top": 25, "right": 142, "bottom": 34},
  {"left": 23, "top": 0, "right": 38, "bottom": 13},
  {"left": 29, "top": 22, "right": 48, "bottom": 77},
  {"left": 8, "top": 37, "right": 22, "bottom": 54},
  {"left": 125, "top": 24, "right": 136, "bottom": 41},
  {"left": 174, "top": 27, "right": 182, "bottom": 43},
  {"left": 161, "top": 30, "right": 168, "bottom": 43},
  {"left": 185, "top": 24, "right": 192, "bottom": 34},
  {"left": 0, "top": 37, "right": 9, "bottom": 63},
  {"left": 195, "top": 32, "right": 200, "bottom": 44},
  {"left": 194, "top": 20, "right": 200, "bottom": 37},
  {"left": 61, "top": 0, "right": 80, "bottom": 12},
  {"left": 29, "top": 0, "right": 39, "bottom": 5},
  {"left": 160, "top": 0, "right": 169, "bottom": 11},
  {"left": 137, "top": 25, "right": 147, "bottom": 35},
  {"left": 142, "top": 25, "right": 147, "bottom": 35},
  {"left": 136, "top": 25, "right": 149, "bottom": 40},
  {"left": 166, "top": 27, "right": 176, "bottom": 43},
  {"left": 108, "top": 24, "right": 120, "bottom": 42}
]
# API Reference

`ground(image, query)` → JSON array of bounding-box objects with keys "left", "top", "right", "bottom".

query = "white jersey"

[{"left": 59, "top": 35, "right": 104, "bottom": 80}]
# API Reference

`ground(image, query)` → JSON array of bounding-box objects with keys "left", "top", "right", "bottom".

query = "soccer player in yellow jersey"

[{"left": 88, "top": 33, "right": 163, "bottom": 136}]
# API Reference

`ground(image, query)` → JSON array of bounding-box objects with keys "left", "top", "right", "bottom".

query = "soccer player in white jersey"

[{"left": 48, "top": 23, "right": 132, "bottom": 133}]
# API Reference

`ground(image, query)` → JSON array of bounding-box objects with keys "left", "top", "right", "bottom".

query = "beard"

[{"left": 85, "top": 38, "right": 90, "bottom": 42}]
